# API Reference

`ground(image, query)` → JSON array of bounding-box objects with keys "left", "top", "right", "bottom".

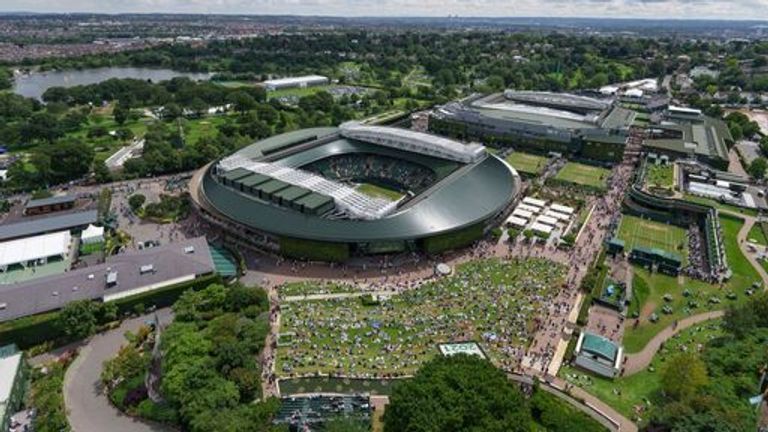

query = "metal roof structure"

[
  {"left": 24, "top": 195, "right": 76, "bottom": 209},
  {"left": 339, "top": 121, "right": 486, "bottom": 164},
  {"left": 0, "top": 210, "right": 98, "bottom": 242},
  {"left": 218, "top": 155, "right": 398, "bottom": 220},
  {"left": 0, "top": 237, "right": 215, "bottom": 322}
]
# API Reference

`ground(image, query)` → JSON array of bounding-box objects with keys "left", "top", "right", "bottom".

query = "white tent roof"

[
  {"left": 507, "top": 216, "right": 528, "bottom": 227},
  {"left": 81, "top": 224, "right": 105, "bottom": 243},
  {"left": 516, "top": 203, "right": 541, "bottom": 214},
  {"left": 545, "top": 210, "right": 571, "bottom": 221},
  {"left": 522, "top": 197, "right": 546, "bottom": 208},
  {"left": 550, "top": 203, "right": 575, "bottom": 215},
  {"left": 530, "top": 222, "right": 554, "bottom": 234},
  {"left": 512, "top": 208, "right": 533, "bottom": 220},
  {"left": 536, "top": 215, "right": 559, "bottom": 226},
  {"left": 0, "top": 230, "right": 71, "bottom": 268}
]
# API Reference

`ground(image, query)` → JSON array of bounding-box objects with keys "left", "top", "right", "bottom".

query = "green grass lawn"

[
  {"left": 267, "top": 85, "right": 335, "bottom": 99},
  {"left": 355, "top": 183, "right": 404, "bottom": 201},
  {"left": 616, "top": 215, "right": 688, "bottom": 263},
  {"left": 554, "top": 162, "right": 609, "bottom": 189},
  {"left": 505, "top": 152, "right": 548, "bottom": 176},
  {"left": 747, "top": 223, "right": 768, "bottom": 246},
  {"left": 646, "top": 164, "right": 674, "bottom": 190},
  {"left": 180, "top": 115, "right": 230, "bottom": 145},
  {"left": 561, "top": 319, "right": 724, "bottom": 422},
  {"left": 622, "top": 215, "right": 759, "bottom": 353}
]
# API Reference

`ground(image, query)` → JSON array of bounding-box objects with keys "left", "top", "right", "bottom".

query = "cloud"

[{"left": 0, "top": 0, "right": 766, "bottom": 19}]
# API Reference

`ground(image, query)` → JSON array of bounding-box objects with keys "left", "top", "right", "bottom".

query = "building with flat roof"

[
  {"left": 574, "top": 332, "right": 623, "bottom": 378},
  {"left": 23, "top": 195, "right": 76, "bottom": 216},
  {"left": 430, "top": 91, "right": 635, "bottom": 164},
  {"left": 643, "top": 107, "right": 733, "bottom": 170},
  {"left": 263, "top": 75, "right": 329, "bottom": 91},
  {"left": 0, "top": 237, "right": 219, "bottom": 323},
  {"left": 0, "top": 344, "right": 24, "bottom": 432},
  {"left": 0, "top": 210, "right": 98, "bottom": 242}
]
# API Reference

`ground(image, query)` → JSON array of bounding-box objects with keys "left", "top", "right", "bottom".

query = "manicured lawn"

[
  {"left": 616, "top": 215, "right": 688, "bottom": 263},
  {"left": 267, "top": 85, "right": 335, "bottom": 99},
  {"left": 554, "top": 162, "right": 609, "bottom": 189},
  {"left": 505, "top": 152, "right": 548, "bottom": 176},
  {"left": 356, "top": 182, "right": 404, "bottom": 201},
  {"left": 747, "top": 223, "right": 768, "bottom": 246},
  {"left": 277, "top": 258, "right": 564, "bottom": 377},
  {"left": 561, "top": 319, "right": 724, "bottom": 422},
  {"left": 622, "top": 215, "right": 759, "bottom": 353},
  {"left": 645, "top": 164, "right": 674, "bottom": 190},
  {"left": 180, "top": 115, "right": 230, "bottom": 145}
]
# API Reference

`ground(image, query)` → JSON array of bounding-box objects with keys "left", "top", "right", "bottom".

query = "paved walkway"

[
  {"left": 622, "top": 310, "right": 725, "bottom": 375},
  {"left": 64, "top": 310, "right": 173, "bottom": 432}
]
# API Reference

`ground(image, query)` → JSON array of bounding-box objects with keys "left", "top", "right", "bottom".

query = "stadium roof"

[
  {"left": 503, "top": 90, "right": 611, "bottom": 112},
  {"left": 0, "top": 210, "right": 98, "bottom": 242},
  {"left": 0, "top": 237, "right": 215, "bottom": 322},
  {"left": 339, "top": 121, "right": 486, "bottom": 164},
  {"left": 198, "top": 128, "right": 520, "bottom": 243},
  {"left": 218, "top": 155, "right": 398, "bottom": 220},
  {"left": 0, "top": 230, "right": 71, "bottom": 269}
]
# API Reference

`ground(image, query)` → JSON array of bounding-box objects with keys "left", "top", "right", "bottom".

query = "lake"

[{"left": 13, "top": 67, "right": 213, "bottom": 100}]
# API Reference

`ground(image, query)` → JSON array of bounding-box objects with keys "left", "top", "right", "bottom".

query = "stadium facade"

[
  {"left": 191, "top": 123, "right": 520, "bottom": 261},
  {"left": 429, "top": 90, "right": 636, "bottom": 164}
]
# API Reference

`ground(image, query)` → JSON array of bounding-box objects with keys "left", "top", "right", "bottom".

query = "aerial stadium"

[
  {"left": 191, "top": 122, "right": 520, "bottom": 261},
  {"left": 429, "top": 90, "right": 636, "bottom": 163}
]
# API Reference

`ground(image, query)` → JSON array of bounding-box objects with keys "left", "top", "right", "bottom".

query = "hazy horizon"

[{"left": 0, "top": 0, "right": 766, "bottom": 21}]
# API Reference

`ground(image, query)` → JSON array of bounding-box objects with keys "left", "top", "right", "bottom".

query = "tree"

[
  {"left": 748, "top": 157, "right": 767, "bottom": 180},
  {"left": 661, "top": 353, "right": 709, "bottom": 402},
  {"left": 384, "top": 355, "right": 531, "bottom": 432},
  {"left": 58, "top": 300, "right": 99, "bottom": 339},
  {"left": 128, "top": 194, "right": 146, "bottom": 212},
  {"left": 113, "top": 102, "right": 130, "bottom": 126},
  {"left": 229, "top": 91, "right": 256, "bottom": 114}
]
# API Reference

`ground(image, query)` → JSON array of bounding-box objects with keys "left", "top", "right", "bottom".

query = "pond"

[{"left": 13, "top": 67, "right": 212, "bottom": 100}]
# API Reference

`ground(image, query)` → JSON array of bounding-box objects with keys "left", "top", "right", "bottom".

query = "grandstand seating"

[{"left": 303, "top": 153, "right": 438, "bottom": 195}]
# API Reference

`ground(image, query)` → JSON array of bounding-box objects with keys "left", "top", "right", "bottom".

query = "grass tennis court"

[
  {"left": 554, "top": 162, "right": 609, "bottom": 189},
  {"left": 617, "top": 215, "right": 688, "bottom": 261},
  {"left": 505, "top": 152, "right": 547, "bottom": 175},
  {"left": 356, "top": 183, "right": 404, "bottom": 201}
]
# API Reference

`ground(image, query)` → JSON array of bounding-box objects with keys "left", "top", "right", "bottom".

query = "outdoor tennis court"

[{"left": 617, "top": 215, "right": 688, "bottom": 261}]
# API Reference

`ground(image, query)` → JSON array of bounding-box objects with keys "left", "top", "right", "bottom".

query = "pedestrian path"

[{"left": 622, "top": 310, "right": 724, "bottom": 375}]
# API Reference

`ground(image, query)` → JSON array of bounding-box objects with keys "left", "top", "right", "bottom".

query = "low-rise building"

[{"left": 574, "top": 332, "right": 623, "bottom": 378}]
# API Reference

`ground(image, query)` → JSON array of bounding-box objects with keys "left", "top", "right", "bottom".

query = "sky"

[{"left": 0, "top": 0, "right": 767, "bottom": 20}]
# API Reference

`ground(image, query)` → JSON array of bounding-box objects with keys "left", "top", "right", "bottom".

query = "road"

[{"left": 63, "top": 310, "right": 174, "bottom": 432}]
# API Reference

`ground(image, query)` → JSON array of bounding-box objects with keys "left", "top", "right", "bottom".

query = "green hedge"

[
  {"left": 0, "top": 274, "right": 222, "bottom": 350},
  {"left": 279, "top": 237, "right": 350, "bottom": 262},
  {"left": 421, "top": 223, "right": 484, "bottom": 254},
  {"left": 0, "top": 312, "right": 64, "bottom": 350},
  {"left": 112, "top": 273, "right": 223, "bottom": 314}
]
